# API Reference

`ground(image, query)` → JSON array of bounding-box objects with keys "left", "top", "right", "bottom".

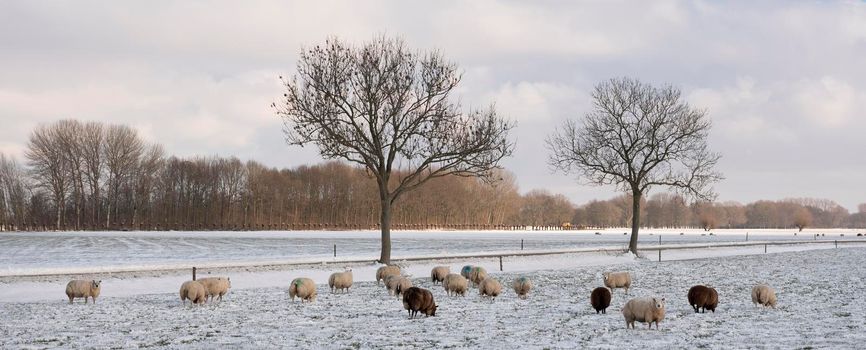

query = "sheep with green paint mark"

[
  {"left": 469, "top": 267, "right": 488, "bottom": 288},
  {"left": 289, "top": 277, "right": 317, "bottom": 303},
  {"left": 512, "top": 276, "right": 532, "bottom": 299}
]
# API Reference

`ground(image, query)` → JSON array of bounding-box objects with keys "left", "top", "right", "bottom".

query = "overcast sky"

[{"left": 1, "top": 1, "right": 864, "bottom": 210}]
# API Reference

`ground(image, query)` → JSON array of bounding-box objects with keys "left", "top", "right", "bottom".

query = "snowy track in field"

[{"left": 1, "top": 248, "right": 864, "bottom": 349}]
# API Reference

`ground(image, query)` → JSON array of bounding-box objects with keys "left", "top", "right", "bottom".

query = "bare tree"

[
  {"left": 547, "top": 78, "right": 722, "bottom": 254},
  {"left": 26, "top": 125, "right": 70, "bottom": 229},
  {"left": 81, "top": 121, "right": 105, "bottom": 227},
  {"left": 103, "top": 124, "right": 144, "bottom": 228},
  {"left": 275, "top": 36, "right": 514, "bottom": 263}
]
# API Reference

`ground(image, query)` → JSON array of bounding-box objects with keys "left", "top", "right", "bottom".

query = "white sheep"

[
  {"left": 443, "top": 273, "right": 468, "bottom": 297},
  {"left": 328, "top": 269, "right": 354, "bottom": 293},
  {"left": 469, "top": 266, "right": 488, "bottom": 288},
  {"left": 385, "top": 275, "right": 411, "bottom": 297},
  {"left": 430, "top": 266, "right": 450, "bottom": 285},
  {"left": 65, "top": 280, "right": 101, "bottom": 304},
  {"left": 479, "top": 277, "right": 502, "bottom": 300},
  {"left": 751, "top": 284, "right": 777, "bottom": 308},
  {"left": 603, "top": 271, "right": 632, "bottom": 293},
  {"left": 179, "top": 280, "right": 207, "bottom": 305},
  {"left": 394, "top": 277, "right": 414, "bottom": 299},
  {"left": 376, "top": 265, "right": 401, "bottom": 285},
  {"left": 198, "top": 277, "right": 231, "bottom": 302},
  {"left": 512, "top": 276, "right": 532, "bottom": 299},
  {"left": 622, "top": 297, "right": 666, "bottom": 329},
  {"left": 289, "top": 277, "right": 317, "bottom": 303}
]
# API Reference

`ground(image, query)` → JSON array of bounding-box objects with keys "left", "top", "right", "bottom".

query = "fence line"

[{"left": 5, "top": 239, "right": 865, "bottom": 278}]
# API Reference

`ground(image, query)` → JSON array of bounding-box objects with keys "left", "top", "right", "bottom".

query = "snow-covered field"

[
  {"left": 1, "top": 228, "right": 862, "bottom": 276},
  {"left": 2, "top": 245, "right": 865, "bottom": 348}
]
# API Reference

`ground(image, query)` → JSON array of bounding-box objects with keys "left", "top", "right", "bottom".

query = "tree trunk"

[
  {"left": 379, "top": 197, "right": 392, "bottom": 265},
  {"left": 628, "top": 191, "right": 642, "bottom": 254}
]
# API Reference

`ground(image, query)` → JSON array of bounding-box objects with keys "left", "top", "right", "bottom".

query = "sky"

[{"left": 1, "top": 1, "right": 865, "bottom": 210}]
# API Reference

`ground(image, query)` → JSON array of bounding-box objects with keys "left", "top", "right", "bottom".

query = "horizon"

[{"left": 1, "top": 1, "right": 865, "bottom": 210}]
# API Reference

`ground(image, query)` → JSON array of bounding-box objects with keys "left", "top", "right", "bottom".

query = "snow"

[
  {"left": 1, "top": 228, "right": 861, "bottom": 276},
  {"left": 2, "top": 247, "right": 865, "bottom": 348}
]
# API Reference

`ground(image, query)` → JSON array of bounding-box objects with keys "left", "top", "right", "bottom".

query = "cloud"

[{"left": 1, "top": 0, "right": 866, "bottom": 210}]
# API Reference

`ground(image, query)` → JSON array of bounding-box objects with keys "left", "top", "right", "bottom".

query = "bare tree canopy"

[
  {"left": 547, "top": 77, "right": 722, "bottom": 253},
  {"left": 275, "top": 36, "right": 514, "bottom": 264}
]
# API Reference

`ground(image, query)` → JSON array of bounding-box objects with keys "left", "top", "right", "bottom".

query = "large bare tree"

[
  {"left": 275, "top": 36, "right": 514, "bottom": 264},
  {"left": 547, "top": 77, "right": 722, "bottom": 254}
]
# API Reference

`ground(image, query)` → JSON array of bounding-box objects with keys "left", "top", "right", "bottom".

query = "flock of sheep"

[{"left": 63, "top": 264, "right": 778, "bottom": 329}]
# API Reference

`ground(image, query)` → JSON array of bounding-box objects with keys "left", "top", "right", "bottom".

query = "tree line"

[
  {"left": 572, "top": 193, "right": 865, "bottom": 231},
  {"left": 0, "top": 119, "right": 863, "bottom": 231},
  {"left": 0, "top": 119, "right": 574, "bottom": 231}
]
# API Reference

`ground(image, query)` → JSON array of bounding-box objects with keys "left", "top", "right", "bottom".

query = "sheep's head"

[
  {"left": 602, "top": 272, "right": 610, "bottom": 281},
  {"left": 427, "top": 304, "right": 438, "bottom": 316},
  {"left": 461, "top": 266, "right": 473, "bottom": 274},
  {"left": 92, "top": 280, "right": 101, "bottom": 289},
  {"left": 227, "top": 278, "right": 232, "bottom": 288},
  {"left": 653, "top": 298, "right": 666, "bottom": 309}
]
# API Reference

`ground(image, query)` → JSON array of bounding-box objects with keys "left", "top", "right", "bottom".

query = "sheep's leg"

[{"left": 68, "top": 296, "right": 73, "bottom": 304}]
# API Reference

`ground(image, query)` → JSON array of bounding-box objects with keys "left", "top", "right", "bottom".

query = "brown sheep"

[
  {"left": 688, "top": 285, "right": 719, "bottom": 313},
  {"left": 590, "top": 287, "right": 612, "bottom": 314},
  {"left": 402, "top": 287, "right": 437, "bottom": 319}
]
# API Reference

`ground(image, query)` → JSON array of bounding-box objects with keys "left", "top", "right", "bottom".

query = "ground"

[{"left": 2, "top": 247, "right": 864, "bottom": 349}]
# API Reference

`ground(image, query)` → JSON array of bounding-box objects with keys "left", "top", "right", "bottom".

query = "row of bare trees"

[
  {"left": 571, "top": 193, "right": 865, "bottom": 231},
  {"left": 0, "top": 120, "right": 575, "bottom": 231}
]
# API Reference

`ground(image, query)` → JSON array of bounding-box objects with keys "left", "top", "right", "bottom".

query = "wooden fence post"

[{"left": 192, "top": 267, "right": 197, "bottom": 281}]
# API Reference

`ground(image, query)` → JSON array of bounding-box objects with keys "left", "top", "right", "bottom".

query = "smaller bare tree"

[
  {"left": 793, "top": 207, "right": 813, "bottom": 232},
  {"left": 548, "top": 78, "right": 722, "bottom": 254}
]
